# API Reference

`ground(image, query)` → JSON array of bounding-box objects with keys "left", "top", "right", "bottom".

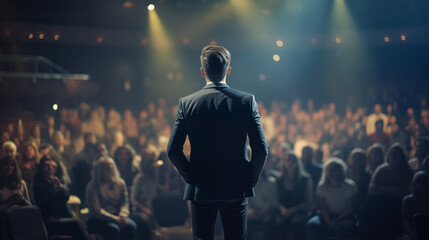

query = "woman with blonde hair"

[
  {"left": 86, "top": 156, "right": 136, "bottom": 240},
  {"left": 306, "top": 158, "right": 358, "bottom": 240}
]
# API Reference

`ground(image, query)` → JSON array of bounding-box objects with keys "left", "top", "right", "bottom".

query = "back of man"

[{"left": 167, "top": 45, "right": 268, "bottom": 240}]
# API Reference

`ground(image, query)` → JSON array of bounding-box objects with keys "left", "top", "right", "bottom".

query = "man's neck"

[{"left": 206, "top": 79, "right": 226, "bottom": 85}]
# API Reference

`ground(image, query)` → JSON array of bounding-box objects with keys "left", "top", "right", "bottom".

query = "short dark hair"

[{"left": 200, "top": 45, "right": 231, "bottom": 82}]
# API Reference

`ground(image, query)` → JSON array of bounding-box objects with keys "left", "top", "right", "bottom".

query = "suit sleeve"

[
  {"left": 247, "top": 95, "right": 269, "bottom": 187},
  {"left": 167, "top": 99, "right": 192, "bottom": 183}
]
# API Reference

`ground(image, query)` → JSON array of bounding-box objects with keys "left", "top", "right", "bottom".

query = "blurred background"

[{"left": 1, "top": 0, "right": 428, "bottom": 115}]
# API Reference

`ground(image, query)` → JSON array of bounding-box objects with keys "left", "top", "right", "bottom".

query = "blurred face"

[
  {"left": 1, "top": 132, "right": 10, "bottom": 142},
  {"left": 54, "top": 134, "right": 63, "bottom": 147},
  {"left": 85, "top": 134, "right": 97, "bottom": 145},
  {"left": 1, "top": 158, "right": 15, "bottom": 177},
  {"left": 375, "top": 121, "right": 384, "bottom": 133},
  {"left": 302, "top": 147, "right": 313, "bottom": 166},
  {"left": 139, "top": 135, "right": 147, "bottom": 146},
  {"left": 24, "top": 145, "right": 35, "bottom": 159},
  {"left": 3, "top": 145, "right": 16, "bottom": 158},
  {"left": 148, "top": 103, "right": 155, "bottom": 115},
  {"left": 387, "top": 105, "right": 393, "bottom": 113},
  {"left": 284, "top": 155, "right": 297, "bottom": 171},
  {"left": 100, "top": 160, "right": 114, "bottom": 175},
  {"left": 140, "top": 111, "right": 148, "bottom": 120},
  {"left": 39, "top": 147, "right": 50, "bottom": 157},
  {"left": 7, "top": 124, "right": 14, "bottom": 135},
  {"left": 387, "top": 148, "right": 402, "bottom": 167},
  {"left": 416, "top": 140, "right": 429, "bottom": 157},
  {"left": 374, "top": 104, "right": 381, "bottom": 114},
  {"left": 326, "top": 164, "right": 343, "bottom": 183},
  {"left": 94, "top": 144, "right": 108, "bottom": 160},
  {"left": 48, "top": 117, "right": 55, "bottom": 128},
  {"left": 118, "top": 149, "right": 129, "bottom": 165},
  {"left": 43, "top": 160, "right": 57, "bottom": 178}
]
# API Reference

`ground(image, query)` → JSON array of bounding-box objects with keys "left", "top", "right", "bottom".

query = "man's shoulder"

[{"left": 180, "top": 85, "right": 254, "bottom": 103}]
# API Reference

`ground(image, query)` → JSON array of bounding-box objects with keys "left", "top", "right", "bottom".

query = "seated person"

[
  {"left": 131, "top": 153, "right": 159, "bottom": 240},
  {"left": 86, "top": 156, "right": 136, "bottom": 240},
  {"left": 402, "top": 171, "right": 429, "bottom": 240},
  {"left": 33, "top": 155, "right": 90, "bottom": 240},
  {"left": 0, "top": 156, "right": 31, "bottom": 214},
  {"left": 275, "top": 151, "right": 312, "bottom": 240},
  {"left": 306, "top": 158, "right": 357, "bottom": 240},
  {"left": 359, "top": 143, "right": 413, "bottom": 240}
]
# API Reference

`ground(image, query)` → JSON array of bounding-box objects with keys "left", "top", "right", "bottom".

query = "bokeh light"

[{"left": 273, "top": 54, "right": 280, "bottom": 62}]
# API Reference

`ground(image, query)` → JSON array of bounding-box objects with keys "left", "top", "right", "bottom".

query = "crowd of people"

[{"left": 1, "top": 95, "right": 429, "bottom": 240}]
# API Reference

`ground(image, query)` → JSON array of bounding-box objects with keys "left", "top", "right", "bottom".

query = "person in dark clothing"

[
  {"left": 113, "top": 144, "right": 139, "bottom": 190},
  {"left": 275, "top": 151, "right": 312, "bottom": 240},
  {"left": 33, "top": 155, "right": 90, "bottom": 240},
  {"left": 347, "top": 148, "right": 371, "bottom": 214},
  {"left": 71, "top": 133, "right": 104, "bottom": 207},
  {"left": 368, "top": 119, "right": 391, "bottom": 150},
  {"left": 302, "top": 146, "right": 322, "bottom": 193}
]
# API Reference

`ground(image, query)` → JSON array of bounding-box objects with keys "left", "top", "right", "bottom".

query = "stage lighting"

[
  {"left": 39, "top": 33, "right": 44, "bottom": 39},
  {"left": 123, "top": 1, "right": 134, "bottom": 8},
  {"left": 384, "top": 36, "right": 389, "bottom": 43},
  {"left": 148, "top": 4, "right": 155, "bottom": 11},
  {"left": 28, "top": 33, "right": 34, "bottom": 39},
  {"left": 335, "top": 37, "right": 341, "bottom": 44},
  {"left": 276, "top": 40, "right": 284, "bottom": 47},
  {"left": 52, "top": 104, "right": 58, "bottom": 111},
  {"left": 54, "top": 34, "right": 60, "bottom": 40},
  {"left": 97, "top": 36, "right": 103, "bottom": 44},
  {"left": 401, "top": 34, "right": 406, "bottom": 41},
  {"left": 273, "top": 54, "right": 280, "bottom": 62}
]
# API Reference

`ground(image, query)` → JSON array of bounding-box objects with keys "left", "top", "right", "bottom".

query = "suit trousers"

[{"left": 190, "top": 198, "right": 248, "bottom": 240}]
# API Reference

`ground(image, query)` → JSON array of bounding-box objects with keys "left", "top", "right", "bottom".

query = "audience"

[{"left": 1, "top": 93, "right": 428, "bottom": 239}]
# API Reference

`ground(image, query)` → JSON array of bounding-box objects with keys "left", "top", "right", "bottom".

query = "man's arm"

[
  {"left": 247, "top": 95, "right": 268, "bottom": 187},
  {"left": 167, "top": 99, "right": 192, "bottom": 183}
]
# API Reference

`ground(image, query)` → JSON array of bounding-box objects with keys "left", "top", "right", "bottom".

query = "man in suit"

[{"left": 167, "top": 45, "right": 268, "bottom": 240}]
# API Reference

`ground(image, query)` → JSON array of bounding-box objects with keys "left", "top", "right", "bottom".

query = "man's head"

[
  {"left": 200, "top": 45, "right": 231, "bottom": 82},
  {"left": 415, "top": 136, "right": 429, "bottom": 158},
  {"left": 301, "top": 146, "right": 314, "bottom": 167},
  {"left": 374, "top": 104, "right": 382, "bottom": 114}
]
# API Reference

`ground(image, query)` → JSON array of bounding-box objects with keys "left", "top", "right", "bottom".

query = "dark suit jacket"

[{"left": 167, "top": 82, "right": 268, "bottom": 201}]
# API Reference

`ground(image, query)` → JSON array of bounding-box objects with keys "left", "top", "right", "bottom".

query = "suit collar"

[{"left": 203, "top": 82, "right": 229, "bottom": 89}]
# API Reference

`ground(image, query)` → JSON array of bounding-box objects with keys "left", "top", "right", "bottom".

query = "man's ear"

[
  {"left": 226, "top": 66, "right": 231, "bottom": 77},
  {"left": 201, "top": 67, "right": 206, "bottom": 79}
]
